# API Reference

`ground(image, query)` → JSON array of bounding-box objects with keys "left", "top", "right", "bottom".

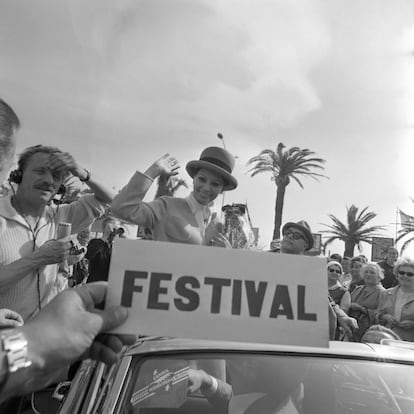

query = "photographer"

[{"left": 85, "top": 215, "right": 126, "bottom": 283}]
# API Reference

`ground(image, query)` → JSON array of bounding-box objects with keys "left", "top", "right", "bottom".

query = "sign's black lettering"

[
  {"left": 245, "top": 280, "right": 268, "bottom": 317},
  {"left": 204, "top": 277, "right": 231, "bottom": 313},
  {"left": 148, "top": 272, "right": 172, "bottom": 310},
  {"left": 297, "top": 285, "right": 317, "bottom": 321},
  {"left": 121, "top": 271, "right": 148, "bottom": 307},
  {"left": 269, "top": 285, "right": 294, "bottom": 319},
  {"left": 174, "top": 276, "right": 200, "bottom": 311}
]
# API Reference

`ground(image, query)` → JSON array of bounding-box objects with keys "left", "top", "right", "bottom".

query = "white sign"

[{"left": 106, "top": 239, "right": 329, "bottom": 347}]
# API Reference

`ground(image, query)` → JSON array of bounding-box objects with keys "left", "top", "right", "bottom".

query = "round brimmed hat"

[
  {"left": 186, "top": 146, "right": 238, "bottom": 191},
  {"left": 282, "top": 220, "right": 314, "bottom": 251}
]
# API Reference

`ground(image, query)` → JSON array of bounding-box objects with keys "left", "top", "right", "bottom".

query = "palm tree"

[
  {"left": 154, "top": 174, "right": 188, "bottom": 199},
  {"left": 396, "top": 208, "right": 414, "bottom": 253},
  {"left": 321, "top": 205, "right": 385, "bottom": 257},
  {"left": 247, "top": 142, "right": 327, "bottom": 241}
]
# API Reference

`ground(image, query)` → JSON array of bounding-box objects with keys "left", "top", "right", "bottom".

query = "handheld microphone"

[
  {"left": 57, "top": 222, "right": 72, "bottom": 239},
  {"left": 57, "top": 222, "right": 72, "bottom": 268}
]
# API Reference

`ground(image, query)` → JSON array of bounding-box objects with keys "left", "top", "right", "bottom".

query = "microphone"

[
  {"left": 57, "top": 222, "right": 72, "bottom": 268},
  {"left": 57, "top": 222, "right": 72, "bottom": 239}
]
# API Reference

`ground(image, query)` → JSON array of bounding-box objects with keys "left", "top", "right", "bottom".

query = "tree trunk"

[
  {"left": 273, "top": 184, "right": 286, "bottom": 240},
  {"left": 344, "top": 240, "right": 355, "bottom": 258}
]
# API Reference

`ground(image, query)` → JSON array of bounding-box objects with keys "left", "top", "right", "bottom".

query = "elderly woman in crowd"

[
  {"left": 376, "top": 257, "right": 414, "bottom": 341},
  {"left": 348, "top": 262, "right": 385, "bottom": 342},
  {"left": 111, "top": 147, "right": 237, "bottom": 246}
]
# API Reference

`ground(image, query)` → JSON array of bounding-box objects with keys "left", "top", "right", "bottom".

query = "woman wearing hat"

[
  {"left": 111, "top": 147, "right": 238, "bottom": 246},
  {"left": 327, "top": 260, "right": 351, "bottom": 314}
]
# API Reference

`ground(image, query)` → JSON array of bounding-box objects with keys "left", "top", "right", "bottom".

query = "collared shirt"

[
  {"left": 0, "top": 194, "right": 107, "bottom": 320},
  {"left": 185, "top": 193, "right": 212, "bottom": 237}
]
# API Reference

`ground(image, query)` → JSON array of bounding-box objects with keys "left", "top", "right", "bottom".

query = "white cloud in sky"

[{"left": 1, "top": 0, "right": 414, "bottom": 253}]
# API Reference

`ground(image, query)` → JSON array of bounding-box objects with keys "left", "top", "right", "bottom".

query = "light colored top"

[
  {"left": 111, "top": 171, "right": 214, "bottom": 245},
  {"left": 328, "top": 281, "right": 351, "bottom": 313},
  {"left": 0, "top": 195, "right": 107, "bottom": 320},
  {"left": 394, "top": 289, "right": 414, "bottom": 321}
]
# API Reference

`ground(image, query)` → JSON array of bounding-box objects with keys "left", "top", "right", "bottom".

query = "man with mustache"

[
  {"left": 0, "top": 98, "right": 134, "bottom": 408},
  {"left": 0, "top": 144, "right": 113, "bottom": 320}
]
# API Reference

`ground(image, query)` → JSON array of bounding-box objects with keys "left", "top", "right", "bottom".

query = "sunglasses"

[
  {"left": 328, "top": 268, "right": 341, "bottom": 274},
  {"left": 284, "top": 230, "right": 304, "bottom": 241},
  {"left": 398, "top": 270, "right": 414, "bottom": 277}
]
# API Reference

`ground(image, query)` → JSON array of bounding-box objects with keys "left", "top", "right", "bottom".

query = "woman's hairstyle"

[
  {"left": 361, "top": 262, "right": 384, "bottom": 280},
  {"left": 351, "top": 255, "right": 367, "bottom": 265},
  {"left": 361, "top": 324, "right": 401, "bottom": 343},
  {"left": 326, "top": 260, "right": 343, "bottom": 273},
  {"left": 329, "top": 253, "right": 342, "bottom": 263},
  {"left": 394, "top": 256, "right": 414, "bottom": 275}
]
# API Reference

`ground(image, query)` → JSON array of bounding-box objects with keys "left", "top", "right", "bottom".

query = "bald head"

[{"left": 0, "top": 98, "right": 20, "bottom": 182}]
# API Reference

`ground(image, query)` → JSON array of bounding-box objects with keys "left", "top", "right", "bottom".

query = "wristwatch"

[{"left": 1, "top": 331, "right": 32, "bottom": 373}]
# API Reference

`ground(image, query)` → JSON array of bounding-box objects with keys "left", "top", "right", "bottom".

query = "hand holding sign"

[{"left": 105, "top": 240, "right": 329, "bottom": 347}]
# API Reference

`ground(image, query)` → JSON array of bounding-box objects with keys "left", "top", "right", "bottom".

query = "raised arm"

[
  {"left": 49, "top": 151, "right": 115, "bottom": 203},
  {"left": 111, "top": 154, "right": 179, "bottom": 224}
]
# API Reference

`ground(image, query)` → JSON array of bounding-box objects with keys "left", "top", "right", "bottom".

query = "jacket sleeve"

[
  {"left": 204, "top": 378, "right": 233, "bottom": 413},
  {"left": 111, "top": 171, "right": 169, "bottom": 228}
]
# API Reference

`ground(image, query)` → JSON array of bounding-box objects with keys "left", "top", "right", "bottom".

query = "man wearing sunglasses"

[{"left": 276, "top": 220, "right": 358, "bottom": 340}]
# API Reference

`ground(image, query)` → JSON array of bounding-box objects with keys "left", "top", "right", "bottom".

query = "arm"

[
  {"left": 111, "top": 154, "right": 179, "bottom": 225},
  {"left": 0, "top": 282, "right": 135, "bottom": 403},
  {"left": 375, "top": 291, "right": 399, "bottom": 327},
  {"left": 329, "top": 297, "right": 358, "bottom": 337},
  {"left": 188, "top": 369, "right": 232, "bottom": 411},
  {"left": 0, "top": 239, "right": 71, "bottom": 290},
  {"left": 49, "top": 151, "right": 115, "bottom": 204},
  {"left": 339, "top": 290, "right": 351, "bottom": 314}
]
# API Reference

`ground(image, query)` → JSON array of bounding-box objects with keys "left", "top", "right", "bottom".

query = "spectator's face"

[
  {"left": 280, "top": 227, "right": 307, "bottom": 254},
  {"left": 327, "top": 264, "right": 342, "bottom": 283},
  {"left": 192, "top": 168, "right": 224, "bottom": 205},
  {"left": 18, "top": 152, "right": 64, "bottom": 203},
  {"left": 396, "top": 265, "right": 414, "bottom": 288},
  {"left": 387, "top": 248, "right": 398, "bottom": 262},
  {"left": 351, "top": 261, "right": 363, "bottom": 278},
  {"left": 342, "top": 258, "right": 351, "bottom": 273},
  {"left": 362, "top": 265, "right": 380, "bottom": 285}
]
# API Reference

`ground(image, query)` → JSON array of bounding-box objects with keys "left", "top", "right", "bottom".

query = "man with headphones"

[
  {"left": 0, "top": 143, "right": 114, "bottom": 321},
  {"left": 0, "top": 98, "right": 134, "bottom": 408}
]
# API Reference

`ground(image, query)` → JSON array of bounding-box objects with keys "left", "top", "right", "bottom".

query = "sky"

[{"left": 1, "top": 0, "right": 414, "bottom": 257}]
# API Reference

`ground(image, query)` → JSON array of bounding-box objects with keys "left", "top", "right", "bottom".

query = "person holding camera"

[
  {"left": 0, "top": 144, "right": 113, "bottom": 321},
  {"left": 85, "top": 215, "right": 126, "bottom": 283}
]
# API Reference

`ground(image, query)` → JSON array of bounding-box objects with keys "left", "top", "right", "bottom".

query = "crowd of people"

[
  {"left": 1, "top": 96, "right": 414, "bottom": 410},
  {"left": 326, "top": 246, "right": 414, "bottom": 342}
]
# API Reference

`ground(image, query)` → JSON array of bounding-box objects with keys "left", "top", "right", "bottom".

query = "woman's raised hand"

[{"left": 145, "top": 153, "right": 180, "bottom": 179}]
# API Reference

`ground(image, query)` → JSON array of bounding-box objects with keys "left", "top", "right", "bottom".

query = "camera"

[
  {"left": 108, "top": 227, "right": 126, "bottom": 243},
  {"left": 114, "top": 227, "right": 125, "bottom": 236}
]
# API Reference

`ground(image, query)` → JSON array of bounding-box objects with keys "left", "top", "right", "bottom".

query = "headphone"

[{"left": 8, "top": 169, "right": 66, "bottom": 195}]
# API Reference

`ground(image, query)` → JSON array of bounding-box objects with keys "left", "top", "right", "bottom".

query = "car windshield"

[{"left": 113, "top": 352, "right": 414, "bottom": 414}]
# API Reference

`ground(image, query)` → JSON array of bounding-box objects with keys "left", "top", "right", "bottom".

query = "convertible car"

[{"left": 56, "top": 337, "right": 414, "bottom": 414}]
